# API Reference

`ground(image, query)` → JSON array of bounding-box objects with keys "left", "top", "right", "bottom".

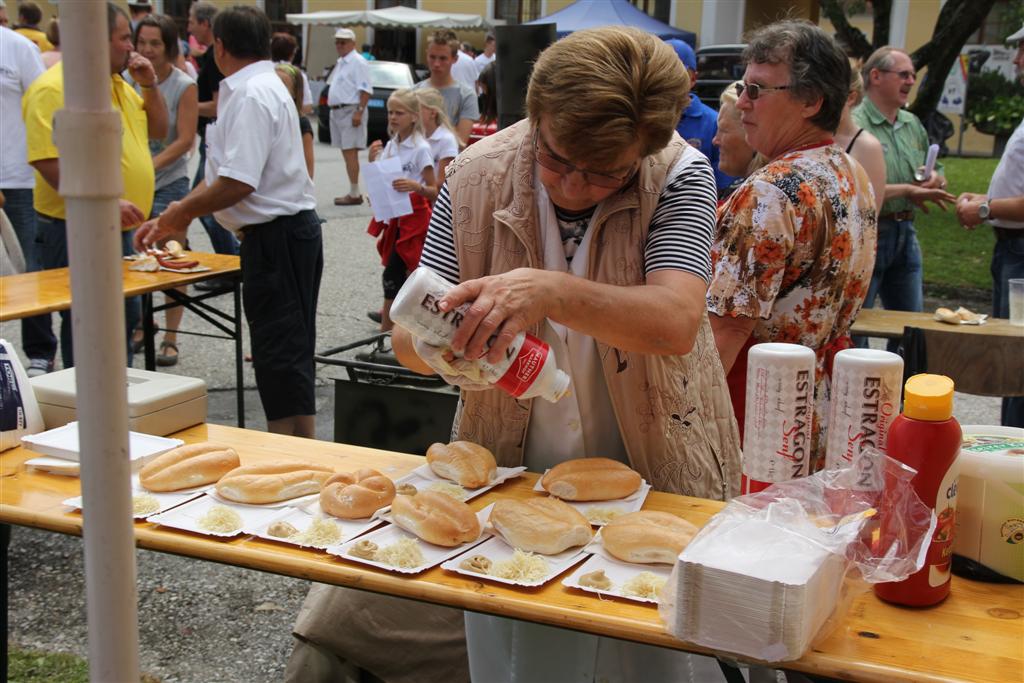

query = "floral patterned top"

[{"left": 707, "top": 143, "right": 877, "bottom": 464}]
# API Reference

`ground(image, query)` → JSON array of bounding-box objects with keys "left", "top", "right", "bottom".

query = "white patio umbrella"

[{"left": 54, "top": 1, "right": 139, "bottom": 680}]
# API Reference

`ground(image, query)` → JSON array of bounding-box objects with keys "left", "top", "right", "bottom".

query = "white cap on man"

[{"left": 334, "top": 28, "right": 356, "bottom": 41}]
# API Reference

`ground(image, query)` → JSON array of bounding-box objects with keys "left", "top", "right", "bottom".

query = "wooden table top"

[
  {"left": 0, "top": 253, "right": 240, "bottom": 321},
  {"left": 850, "top": 308, "right": 1024, "bottom": 340},
  {"left": 2, "top": 424, "right": 1021, "bottom": 683}
]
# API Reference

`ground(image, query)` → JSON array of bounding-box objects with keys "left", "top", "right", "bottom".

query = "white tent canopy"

[{"left": 285, "top": 6, "right": 490, "bottom": 30}]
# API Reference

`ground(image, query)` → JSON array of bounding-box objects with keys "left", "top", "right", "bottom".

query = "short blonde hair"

[
  {"left": 717, "top": 81, "right": 768, "bottom": 178},
  {"left": 387, "top": 88, "right": 424, "bottom": 138},
  {"left": 526, "top": 27, "right": 688, "bottom": 167},
  {"left": 415, "top": 87, "right": 455, "bottom": 134}
]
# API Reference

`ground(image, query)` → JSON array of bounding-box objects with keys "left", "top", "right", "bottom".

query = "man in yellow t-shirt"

[
  {"left": 13, "top": 2, "right": 53, "bottom": 52},
  {"left": 21, "top": 1, "right": 167, "bottom": 371}
]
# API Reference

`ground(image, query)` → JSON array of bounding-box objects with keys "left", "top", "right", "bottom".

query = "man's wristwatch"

[
  {"left": 356, "top": 105, "right": 366, "bottom": 112},
  {"left": 978, "top": 201, "right": 991, "bottom": 221}
]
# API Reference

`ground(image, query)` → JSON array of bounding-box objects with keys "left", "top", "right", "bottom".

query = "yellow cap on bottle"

[{"left": 902, "top": 374, "right": 955, "bottom": 421}]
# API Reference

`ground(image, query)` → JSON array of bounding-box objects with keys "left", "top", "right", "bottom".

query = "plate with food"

[
  {"left": 532, "top": 458, "right": 651, "bottom": 525},
  {"left": 394, "top": 441, "right": 525, "bottom": 502},
  {"left": 62, "top": 487, "right": 205, "bottom": 520},
  {"left": 208, "top": 460, "right": 336, "bottom": 509},
  {"left": 147, "top": 493, "right": 279, "bottom": 537},
  {"left": 245, "top": 507, "right": 371, "bottom": 550},
  {"left": 562, "top": 553, "right": 672, "bottom": 604},
  {"left": 327, "top": 498, "right": 492, "bottom": 574},
  {"left": 442, "top": 534, "right": 590, "bottom": 587}
]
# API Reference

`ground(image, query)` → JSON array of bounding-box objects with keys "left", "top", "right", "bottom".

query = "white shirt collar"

[{"left": 219, "top": 60, "right": 275, "bottom": 108}]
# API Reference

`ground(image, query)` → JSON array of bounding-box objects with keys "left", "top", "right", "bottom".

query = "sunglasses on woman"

[{"left": 734, "top": 82, "right": 792, "bottom": 100}]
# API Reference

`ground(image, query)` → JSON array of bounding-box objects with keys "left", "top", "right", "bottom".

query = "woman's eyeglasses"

[
  {"left": 735, "top": 82, "right": 791, "bottom": 100},
  {"left": 533, "top": 129, "right": 636, "bottom": 189}
]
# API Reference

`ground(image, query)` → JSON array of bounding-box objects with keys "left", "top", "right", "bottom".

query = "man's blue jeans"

[
  {"left": 858, "top": 218, "right": 924, "bottom": 353},
  {"left": 992, "top": 231, "right": 1024, "bottom": 427},
  {"left": 2, "top": 188, "right": 56, "bottom": 361},
  {"left": 35, "top": 213, "right": 138, "bottom": 368},
  {"left": 193, "top": 138, "right": 240, "bottom": 255}
]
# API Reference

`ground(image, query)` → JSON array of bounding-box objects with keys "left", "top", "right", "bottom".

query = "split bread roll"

[
  {"left": 390, "top": 490, "right": 481, "bottom": 547},
  {"left": 139, "top": 443, "right": 240, "bottom": 492},
  {"left": 601, "top": 511, "right": 700, "bottom": 564},
  {"left": 426, "top": 441, "right": 497, "bottom": 489},
  {"left": 320, "top": 468, "right": 396, "bottom": 519},
  {"left": 215, "top": 461, "right": 334, "bottom": 504},
  {"left": 541, "top": 457, "right": 642, "bottom": 501},
  {"left": 489, "top": 497, "right": 594, "bottom": 555}
]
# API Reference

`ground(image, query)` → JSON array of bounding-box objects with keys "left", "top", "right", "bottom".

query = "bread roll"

[
  {"left": 600, "top": 511, "right": 699, "bottom": 564},
  {"left": 426, "top": 441, "right": 497, "bottom": 489},
  {"left": 139, "top": 443, "right": 240, "bottom": 492},
  {"left": 320, "top": 468, "right": 396, "bottom": 519},
  {"left": 215, "top": 461, "right": 334, "bottom": 504},
  {"left": 390, "top": 491, "right": 480, "bottom": 547},
  {"left": 489, "top": 498, "right": 594, "bottom": 555},
  {"left": 541, "top": 458, "right": 642, "bottom": 501}
]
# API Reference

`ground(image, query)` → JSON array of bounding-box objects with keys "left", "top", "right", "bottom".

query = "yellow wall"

[{"left": 744, "top": 0, "right": 818, "bottom": 33}]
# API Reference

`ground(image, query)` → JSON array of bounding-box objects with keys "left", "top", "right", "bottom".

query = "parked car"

[
  {"left": 693, "top": 44, "right": 746, "bottom": 110},
  {"left": 317, "top": 60, "right": 416, "bottom": 144}
]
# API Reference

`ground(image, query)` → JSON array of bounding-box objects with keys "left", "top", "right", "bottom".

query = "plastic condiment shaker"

[
  {"left": 390, "top": 267, "right": 571, "bottom": 403},
  {"left": 874, "top": 374, "right": 961, "bottom": 607},
  {"left": 825, "top": 349, "right": 903, "bottom": 469},
  {"left": 741, "top": 343, "right": 816, "bottom": 494}
]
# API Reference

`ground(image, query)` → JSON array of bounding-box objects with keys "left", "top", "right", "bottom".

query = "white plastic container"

[
  {"left": 825, "top": 349, "right": 903, "bottom": 472},
  {"left": 954, "top": 425, "right": 1024, "bottom": 581},
  {"left": 391, "top": 267, "right": 570, "bottom": 402},
  {"left": 742, "top": 343, "right": 816, "bottom": 494}
]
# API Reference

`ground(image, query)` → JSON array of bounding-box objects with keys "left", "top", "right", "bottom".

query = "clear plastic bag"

[{"left": 659, "top": 448, "right": 936, "bottom": 662}]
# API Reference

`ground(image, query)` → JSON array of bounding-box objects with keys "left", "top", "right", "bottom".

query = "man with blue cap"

[{"left": 665, "top": 38, "right": 735, "bottom": 194}]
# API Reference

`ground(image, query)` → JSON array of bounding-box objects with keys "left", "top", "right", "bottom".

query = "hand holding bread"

[
  {"left": 320, "top": 468, "right": 396, "bottom": 519},
  {"left": 215, "top": 461, "right": 334, "bottom": 504},
  {"left": 600, "top": 511, "right": 699, "bottom": 564},
  {"left": 390, "top": 490, "right": 481, "bottom": 547},
  {"left": 139, "top": 443, "right": 240, "bottom": 492},
  {"left": 426, "top": 441, "right": 497, "bottom": 489},
  {"left": 489, "top": 497, "right": 594, "bottom": 555},
  {"left": 541, "top": 458, "right": 642, "bottom": 501}
]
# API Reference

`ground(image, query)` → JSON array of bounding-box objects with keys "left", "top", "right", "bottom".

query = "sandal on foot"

[{"left": 156, "top": 341, "right": 179, "bottom": 367}]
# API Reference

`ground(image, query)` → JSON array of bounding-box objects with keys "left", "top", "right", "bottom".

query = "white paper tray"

[
  {"left": 62, "top": 474, "right": 209, "bottom": 519},
  {"left": 24, "top": 456, "right": 81, "bottom": 476},
  {"left": 147, "top": 493, "right": 279, "bottom": 538},
  {"left": 533, "top": 473, "right": 651, "bottom": 526},
  {"left": 21, "top": 422, "right": 183, "bottom": 468},
  {"left": 246, "top": 505, "right": 384, "bottom": 550},
  {"left": 326, "top": 504, "right": 493, "bottom": 574},
  {"left": 394, "top": 464, "right": 526, "bottom": 502},
  {"left": 562, "top": 552, "right": 672, "bottom": 605},
  {"left": 442, "top": 534, "right": 590, "bottom": 587}
]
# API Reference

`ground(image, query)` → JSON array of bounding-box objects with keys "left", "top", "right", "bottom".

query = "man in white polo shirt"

[
  {"left": 135, "top": 5, "right": 322, "bottom": 439},
  {"left": 328, "top": 27, "right": 372, "bottom": 206}
]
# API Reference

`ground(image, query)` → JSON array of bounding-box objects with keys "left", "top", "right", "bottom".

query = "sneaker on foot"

[{"left": 26, "top": 358, "right": 53, "bottom": 378}]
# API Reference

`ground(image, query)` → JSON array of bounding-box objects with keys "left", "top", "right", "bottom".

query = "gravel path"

[{"left": 2, "top": 141, "right": 1002, "bottom": 682}]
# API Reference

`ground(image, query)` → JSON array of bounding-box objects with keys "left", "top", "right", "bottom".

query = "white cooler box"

[{"left": 30, "top": 367, "right": 207, "bottom": 436}]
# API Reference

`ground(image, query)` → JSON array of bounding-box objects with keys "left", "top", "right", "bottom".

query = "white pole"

[{"left": 54, "top": 2, "right": 140, "bottom": 681}]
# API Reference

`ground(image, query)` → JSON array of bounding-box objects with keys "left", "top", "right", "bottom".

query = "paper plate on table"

[
  {"left": 533, "top": 473, "right": 652, "bottom": 526},
  {"left": 248, "top": 504, "right": 384, "bottom": 550},
  {"left": 442, "top": 534, "right": 591, "bottom": 587},
  {"left": 562, "top": 551, "right": 672, "bottom": 605},
  {"left": 326, "top": 504, "right": 493, "bottom": 574},
  {"left": 393, "top": 464, "right": 526, "bottom": 502},
  {"left": 20, "top": 422, "right": 183, "bottom": 469},
  {"left": 147, "top": 493, "right": 278, "bottom": 538},
  {"left": 24, "top": 456, "right": 81, "bottom": 476},
  {"left": 63, "top": 486, "right": 205, "bottom": 519}
]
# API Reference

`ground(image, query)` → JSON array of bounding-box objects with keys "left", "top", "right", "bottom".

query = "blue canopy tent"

[{"left": 526, "top": 0, "right": 696, "bottom": 46}]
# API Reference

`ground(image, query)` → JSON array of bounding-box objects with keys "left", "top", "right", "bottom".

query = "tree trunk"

[
  {"left": 908, "top": 0, "right": 998, "bottom": 121},
  {"left": 818, "top": 0, "right": 872, "bottom": 59},
  {"left": 871, "top": 0, "right": 891, "bottom": 48}
]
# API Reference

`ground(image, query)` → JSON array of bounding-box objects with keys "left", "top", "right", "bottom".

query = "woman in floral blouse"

[{"left": 707, "top": 20, "right": 878, "bottom": 468}]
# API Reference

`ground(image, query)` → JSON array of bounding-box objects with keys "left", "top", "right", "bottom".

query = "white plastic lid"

[
  {"left": 832, "top": 348, "right": 904, "bottom": 370},
  {"left": 959, "top": 425, "right": 1024, "bottom": 484}
]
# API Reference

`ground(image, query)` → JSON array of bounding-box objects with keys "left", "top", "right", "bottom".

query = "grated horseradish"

[
  {"left": 197, "top": 505, "right": 243, "bottom": 533},
  {"left": 622, "top": 571, "right": 666, "bottom": 600},
  {"left": 132, "top": 494, "right": 161, "bottom": 517}
]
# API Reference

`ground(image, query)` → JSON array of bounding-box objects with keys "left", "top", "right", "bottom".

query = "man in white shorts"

[{"left": 328, "top": 27, "right": 371, "bottom": 206}]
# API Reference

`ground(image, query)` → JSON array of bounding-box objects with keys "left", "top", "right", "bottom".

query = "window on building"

[
  {"left": 494, "top": 0, "right": 541, "bottom": 25},
  {"left": 376, "top": 0, "right": 416, "bottom": 8}
]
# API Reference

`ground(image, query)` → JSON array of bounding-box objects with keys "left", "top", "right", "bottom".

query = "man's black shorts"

[{"left": 239, "top": 209, "right": 323, "bottom": 421}]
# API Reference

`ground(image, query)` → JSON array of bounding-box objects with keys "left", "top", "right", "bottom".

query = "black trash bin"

[{"left": 316, "top": 334, "right": 458, "bottom": 455}]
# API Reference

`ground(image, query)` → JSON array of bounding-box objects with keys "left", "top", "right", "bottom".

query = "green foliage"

[
  {"left": 916, "top": 157, "right": 1000, "bottom": 294},
  {"left": 965, "top": 70, "right": 1024, "bottom": 137},
  {"left": 8, "top": 648, "right": 163, "bottom": 683}
]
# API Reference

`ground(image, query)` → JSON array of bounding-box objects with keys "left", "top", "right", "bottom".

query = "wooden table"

[
  {"left": 850, "top": 308, "right": 1023, "bottom": 340},
  {"left": 2, "top": 424, "right": 1021, "bottom": 683},
  {"left": 0, "top": 254, "right": 245, "bottom": 426}
]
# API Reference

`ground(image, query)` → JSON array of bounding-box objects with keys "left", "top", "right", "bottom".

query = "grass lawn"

[
  {"left": 9, "top": 648, "right": 161, "bottom": 683},
  {"left": 915, "top": 156, "right": 999, "bottom": 296}
]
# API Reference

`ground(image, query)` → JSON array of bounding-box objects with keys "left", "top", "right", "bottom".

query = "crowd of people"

[{"left": 1, "top": 4, "right": 1023, "bottom": 678}]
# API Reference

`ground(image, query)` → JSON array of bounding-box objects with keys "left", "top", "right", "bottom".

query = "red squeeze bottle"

[{"left": 874, "top": 374, "right": 961, "bottom": 607}]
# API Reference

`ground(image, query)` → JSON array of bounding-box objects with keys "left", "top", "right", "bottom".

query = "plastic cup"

[{"left": 1009, "top": 279, "right": 1024, "bottom": 326}]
